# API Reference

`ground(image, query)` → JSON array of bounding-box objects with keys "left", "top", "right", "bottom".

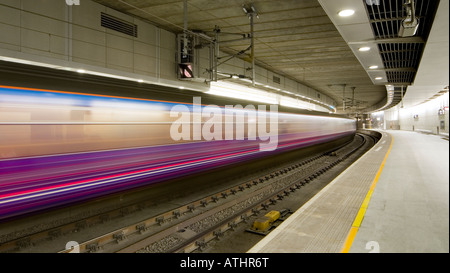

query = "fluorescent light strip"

[
  {"left": 0, "top": 56, "right": 189, "bottom": 90},
  {"left": 0, "top": 56, "right": 335, "bottom": 111},
  {"left": 208, "top": 82, "right": 278, "bottom": 105}
]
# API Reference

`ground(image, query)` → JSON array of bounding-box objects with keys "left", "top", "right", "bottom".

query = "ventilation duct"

[{"left": 101, "top": 13, "right": 137, "bottom": 37}]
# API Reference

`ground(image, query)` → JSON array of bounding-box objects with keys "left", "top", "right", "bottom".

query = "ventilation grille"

[
  {"left": 272, "top": 75, "right": 281, "bottom": 84},
  {"left": 378, "top": 43, "right": 423, "bottom": 69},
  {"left": 379, "top": 42, "right": 424, "bottom": 83},
  {"left": 366, "top": 0, "right": 438, "bottom": 39},
  {"left": 101, "top": 13, "right": 137, "bottom": 37},
  {"left": 386, "top": 71, "right": 416, "bottom": 85},
  {"left": 364, "top": 0, "right": 440, "bottom": 85}
]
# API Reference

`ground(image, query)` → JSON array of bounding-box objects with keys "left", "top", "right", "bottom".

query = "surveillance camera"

[{"left": 398, "top": 18, "right": 419, "bottom": 37}]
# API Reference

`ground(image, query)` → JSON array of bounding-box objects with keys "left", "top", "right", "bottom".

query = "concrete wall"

[
  {"left": 0, "top": 0, "right": 336, "bottom": 110},
  {"left": 0, "top": 0, "right": 176, "bottom": 81},
  {"left": 384, "top": 92, "right": 449, "bottom": 135}
]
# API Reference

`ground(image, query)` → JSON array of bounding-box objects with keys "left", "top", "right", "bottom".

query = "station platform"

[{"left": 248, "top": 130, "right": 449, "bottom": 253}]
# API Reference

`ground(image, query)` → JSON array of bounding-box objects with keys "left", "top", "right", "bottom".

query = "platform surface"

[
  {"left": 248, "top": 130, "right": 449, "bottom": 253},
  {"left": 350, "top": 131, "right": 449, "bottom": 253}
]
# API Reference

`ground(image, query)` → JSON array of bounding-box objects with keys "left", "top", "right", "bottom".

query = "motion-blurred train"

[{"left": 0, "top": 63, "right": 355, "bottom": 221}]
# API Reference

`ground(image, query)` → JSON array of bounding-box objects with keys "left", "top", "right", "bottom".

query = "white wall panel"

[
  {"left": 0, "top": 0, "right": 20, "bottom": 8},
  {"left": 160, "top": 29, "right": 175, "bottom": 50},
  {"left": 20, "top": 47, "right": 65, "bottom": 60},
  {"left": 159, "top": 47, "right": 174, "bottom": 62},
  {"left": 398, "top": 93, "right": 449, "bottom": 134},
  {"left": 285, "top": 78, "right": 295, "bottom": 90},
  {"left": 72, "top": 39, "right": 106, "bottom": 64},
  {"left": 160, "top": 60, "right": 176, "bottom": 80},
  {"left": 50, "top": 35, "right": 66, "bottom": 56},
  {"left": 0, "top": 4, "right": 20, "bottom": 25},
  {"left": 22, "top": 0, "right": 66, "bottom": 21},
  {"left": 22, "top": 13, "right": 67, "bottom": 37},
  {"left": 21, "top": 12, "right": 66, "bottom": 37},
  {"left": 107, "top": 47, "right": 133, "bottom": 69},
  {"left": 72, "top": 25, "right": 105, "bottom": 46},
  {"left": 0, "top": 23, "right": 20, "bottom": 48},
  {"left": 21, "top": 29, "right": 49, "bottom": 51},
  {"left": 133, "top": 41, "right": 156, "bottom": 58},
  {"left": 135, "top": 21, "right": 157, "bottom": 45},
  {"left": 134, "top": 54, "right": 157, "bottom": 77},
  {"left": 72, "top": 0, "right": 105, "bottom": 31},
  {"left": 106, "top": 33, "right": 133, "bottom": 52}
]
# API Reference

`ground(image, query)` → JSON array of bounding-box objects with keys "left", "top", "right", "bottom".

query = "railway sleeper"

[
  {"left": 39, "top": 137, "right": 371, "bottom": 253},
  {"left": 136, "top": 223, "right": 147, "bottom": 234},
  {"left": 241, "top": 214, "right": 250, "bottom": 223},
  {"left": 251, "top": 208, "right": 259, "bottom": 215},
  {"left": 100, "top": 214, "right": 110, "bottom": 223},
  {"left": 16, "top": 237, "right": 32, "bottom": 249},
  {"left": 113, "top": 231, "right": 126, "bottom": 243},
  {"left": 86, "top": 242, "right": 100, "bottom": 253},
  {"left": 173, "top": 210, "right": 181, "bottom": 218},
  {"left": 196, "top": 239, "right": 207, "bottom": 251},
  {"left": 228, "top": 222, "right": 238, "bottom": 231},
  {"left": 213, "top": 230, "right": 224, "bottom": 240},
  {"left": 156, "top": 216, "right": 165, "bottom": 225},
  {"left": 187, "top": 205, "right": 196, "bottom": 212},
  {"left": 75, "top": 220, "right": 87, "bottom": 231},
  {"left": 48, "top": 229, "right": 61, "bottom": 239}
]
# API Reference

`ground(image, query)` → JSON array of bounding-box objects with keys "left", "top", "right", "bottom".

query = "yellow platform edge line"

[{"left": 340, "top": 133, "right": 393, "bottom": 253}]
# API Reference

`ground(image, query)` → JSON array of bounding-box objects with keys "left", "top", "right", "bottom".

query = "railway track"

[
  {"left": 0, "top": 133, "right": 377, "bottom": 253},
  {"left": 141, "top": 133, "right": 375, "bottom": 253}
]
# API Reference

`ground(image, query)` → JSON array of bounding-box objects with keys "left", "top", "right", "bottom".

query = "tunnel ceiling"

[{"left": 91, "top": 0, "right": 441, "bottom": 113}]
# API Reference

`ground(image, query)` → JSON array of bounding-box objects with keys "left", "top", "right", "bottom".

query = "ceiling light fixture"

[
  {"left": 338, "top": 9, "right": 355, "bottom": 17},
  {"left": 369, "top": 65, "right": 379, "bottom": 69},
  {"left": 375, "top": 77, "right": 383, "bottom": 80},
  {"left": 77, "top": 69, "right": 86, "bottom": 73}
]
